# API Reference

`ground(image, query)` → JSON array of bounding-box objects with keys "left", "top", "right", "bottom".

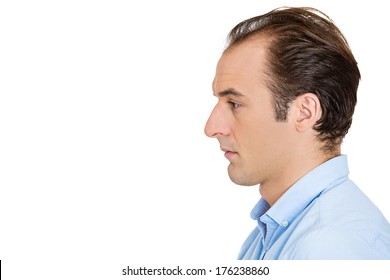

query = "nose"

[{"left": 204, "top": 103, "right": 230, "bottom": 138}]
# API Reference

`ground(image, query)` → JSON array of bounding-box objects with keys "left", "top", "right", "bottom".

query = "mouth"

[{"left": 221, "top": 147, "right": 238, "bottom": 160}]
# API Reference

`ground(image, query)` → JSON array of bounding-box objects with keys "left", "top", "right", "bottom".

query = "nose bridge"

[{"left": 204, "top": 102, "right": 228, "bottom": 138}]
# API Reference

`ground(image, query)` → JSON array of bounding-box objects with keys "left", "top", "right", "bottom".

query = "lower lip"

[{"left": 224, "top": 151, "right": 237, "bottom": 160}]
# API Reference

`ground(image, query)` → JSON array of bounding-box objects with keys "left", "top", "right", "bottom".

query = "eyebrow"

[{"left": 214, "top": 88, "right": 245, "bottom": 98}]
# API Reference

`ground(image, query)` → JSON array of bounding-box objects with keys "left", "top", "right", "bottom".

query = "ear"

[{"left": 293, "top": 93, "right": 322, "bottom": 132}]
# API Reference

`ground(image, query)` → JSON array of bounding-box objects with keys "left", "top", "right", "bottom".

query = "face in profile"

[{"left": 204, "top": 40, "right": 296, "bottom": 187}]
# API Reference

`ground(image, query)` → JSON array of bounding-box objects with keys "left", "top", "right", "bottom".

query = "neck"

[{"left": 259, "top": 148, "right": 340, "bottom": 206}]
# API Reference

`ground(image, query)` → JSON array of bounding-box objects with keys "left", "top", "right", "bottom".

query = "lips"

[{"left": 221, "top": 147, "right": 238, "bottom": 160}]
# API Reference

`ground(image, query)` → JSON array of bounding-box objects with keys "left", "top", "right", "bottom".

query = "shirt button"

[{"left": 281, "top": 219, "right": 289, "bottom": 227}]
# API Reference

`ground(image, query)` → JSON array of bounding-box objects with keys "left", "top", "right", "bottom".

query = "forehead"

[{"left": 213, "top": 39, "right": 269, "bottom": 92}]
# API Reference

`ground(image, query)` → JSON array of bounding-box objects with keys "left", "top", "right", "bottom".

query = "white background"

[{"left": 1, "top": 0, "right": 389, "bottom": 279}]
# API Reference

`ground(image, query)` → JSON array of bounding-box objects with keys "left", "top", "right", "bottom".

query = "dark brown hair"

[{"left": 226, "top": 7, "right": 360, "bottom": 152}]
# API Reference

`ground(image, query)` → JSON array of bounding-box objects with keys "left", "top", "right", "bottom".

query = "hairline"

[{"left": 223, "top": 32, "right": 286, "bottom": 118}]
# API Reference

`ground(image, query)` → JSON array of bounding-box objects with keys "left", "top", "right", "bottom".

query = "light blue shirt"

[{"left": 238, "top": 155, "right": 390, "bottom": 259}]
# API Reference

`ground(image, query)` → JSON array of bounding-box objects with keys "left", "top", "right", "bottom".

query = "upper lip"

[{"left": 220, "top": 147, "right": 235, "bottom": 153}]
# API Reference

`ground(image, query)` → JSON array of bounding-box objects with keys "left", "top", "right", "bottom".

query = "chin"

[
  {"left": 228, "top": 164, "right": 260, "bottom": 186},
  {"left": 228, "top": 169, "right": 259, "bottom": 186}
]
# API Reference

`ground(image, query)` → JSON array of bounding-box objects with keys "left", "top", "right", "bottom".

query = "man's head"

[{"left": 205, "top": 7, "right": 360, "bottom": 187}]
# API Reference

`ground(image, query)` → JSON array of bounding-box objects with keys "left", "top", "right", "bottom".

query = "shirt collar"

[
  {"left": 250, "top": 198, "right": 270, "bottom": 220},
  {"left": 251, "top": 155, "right": 349, "bottom": 228}
]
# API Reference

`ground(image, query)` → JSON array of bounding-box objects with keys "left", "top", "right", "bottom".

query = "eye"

[{"left": 228, "top": 100, "right": 241, "bottom": 109}]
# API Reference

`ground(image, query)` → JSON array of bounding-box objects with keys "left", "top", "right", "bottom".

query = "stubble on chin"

[{"left": 227, "top": 163, "right": 259, "bottom": 186}]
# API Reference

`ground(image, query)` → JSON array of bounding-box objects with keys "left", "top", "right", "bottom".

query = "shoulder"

[
  {"left": 318, "top": 179, "right": 388, "bottom": 232},
  {"left": 288, "top": 227, "right": 390, "bottom": 259},
  {"left": 287, "top": 180, "right": 390, "bottom": 259}
]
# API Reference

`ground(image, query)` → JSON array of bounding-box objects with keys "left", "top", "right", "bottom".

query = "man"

[{"left": 204, "top": 7, "right": 390, "bottom": 259}]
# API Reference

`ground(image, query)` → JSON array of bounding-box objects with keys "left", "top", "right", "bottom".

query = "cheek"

[
  {"left": 242, "top": 120, "right": 289, "bottom": 156},
  {"left": 236, "top": 121, "right": 268, "bottom": 154}
]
